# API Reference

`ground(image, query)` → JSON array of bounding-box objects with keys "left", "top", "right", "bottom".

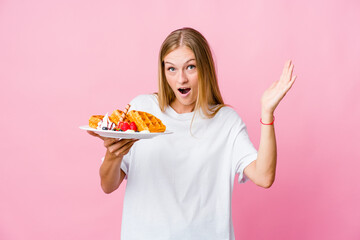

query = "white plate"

[{"left": 79, "top": 125, "right": 172, "bottom": 139}]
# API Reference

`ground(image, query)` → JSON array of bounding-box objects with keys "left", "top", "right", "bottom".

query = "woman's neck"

[{"left": 170, "top": 101, "right": 195, "bottom": 114}]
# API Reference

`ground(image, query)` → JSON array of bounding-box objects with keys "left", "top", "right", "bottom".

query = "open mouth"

[{"left": 178, "top": 88, "right": 191, "bottom": 95}]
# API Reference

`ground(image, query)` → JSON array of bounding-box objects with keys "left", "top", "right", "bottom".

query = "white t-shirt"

[{"left": 119, "top": 94, "right": 257, "bottom": 240}]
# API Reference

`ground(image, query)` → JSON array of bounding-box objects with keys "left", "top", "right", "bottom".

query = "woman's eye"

[
  {"left": 168, "top": 67, "right": 175, "bottom": 72},
  {"left": 187, "top": 65, "right": 196, "bottom": 70}
]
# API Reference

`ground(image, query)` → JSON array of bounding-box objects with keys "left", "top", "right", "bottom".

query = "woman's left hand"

[{"left": 261, "top": 60, "right": 296, "bottom": 115}]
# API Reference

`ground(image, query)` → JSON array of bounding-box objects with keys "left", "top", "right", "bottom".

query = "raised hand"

[{"left": 261, "top": 60, "right": 297, "bottom": 116}]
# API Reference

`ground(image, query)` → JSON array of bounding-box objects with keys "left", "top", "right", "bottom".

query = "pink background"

[{"left": 1, "top": 0, "right": 359, "bottom": 239}]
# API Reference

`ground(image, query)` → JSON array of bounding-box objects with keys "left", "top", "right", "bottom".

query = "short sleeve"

[
  {"left": 127, "top": 94, "right": 157, "bottom": 112},
  {"left": 120, "top": 150, "right": 132, "bottom": 178},
  {"left": 230, "top": 116, "right": 258, "bottom": 184}
]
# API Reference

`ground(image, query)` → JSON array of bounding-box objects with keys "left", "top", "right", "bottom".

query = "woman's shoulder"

[
  {"left": 216, "top": 105, "right": 243, "bottom": 120},
  {"left": 129, "top": 93, "right": 159, "bottom": 112},
  {"left": 130, "top": 93, "right": 157, "bottom": 104},
  {"left": 212, "top": 105, "right": 247, "bottom": 132}
]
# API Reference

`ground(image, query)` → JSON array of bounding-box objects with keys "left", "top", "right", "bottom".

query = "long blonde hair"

[{"left": 158, "top": 27, "right": 225, "bottom": 118}]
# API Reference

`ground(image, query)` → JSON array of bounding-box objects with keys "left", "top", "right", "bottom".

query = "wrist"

[
  {"left": 105, "top": 150, "right": 123, "bottom": 163},
  {"left": 261, "top": 111, "right": 274, "bottom": 123},
  {"left": 260, "top": 109, "right": 275, "bottom": 125}
]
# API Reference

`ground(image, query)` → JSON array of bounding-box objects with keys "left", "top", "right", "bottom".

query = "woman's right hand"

[{"left": 87, "top": 130, "right": 138, "bottom": 161}]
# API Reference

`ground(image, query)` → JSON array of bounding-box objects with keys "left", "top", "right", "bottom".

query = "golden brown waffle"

[
  {"left": 127, "top": 110, "right": 166, "bottom": 132},
  {"left": 109, "top": 110, "right": 127, "bottom": 125},
  {"left": 89, "top": 115, "right": 104, "bottom": 129}
]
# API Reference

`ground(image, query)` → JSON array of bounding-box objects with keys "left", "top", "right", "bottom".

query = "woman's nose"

[{"left": 177, "top": 70, "right": 188, "bottom": 84}]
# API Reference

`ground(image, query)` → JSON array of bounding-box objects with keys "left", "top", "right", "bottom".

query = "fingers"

[
  {"left": 288, "top": 75, "right": 297, "bottom": 88},
  {"left": 106, "top": 139, "right": 139, "bottom": 156},
  {"left": 276, "top": 60, "right": 296, "bottom": 97},
  {"left": 280, "top": 60, "right": 291, "bottom": 80},
  {"left": 114, "top": 140, "right": 137, "bottom": 156},
  {"left": 284, "top": 75, "right": 297, "bottom": 94},
  {"left": 87, "top": 130, "right": 98, "bottom": 136},
  {"left": 280, "top": 60, "right": 295, "bottom": 84},
  {"left": 87, "top": 130, "right": 105, "bottom": 140},
  {"left": 285, "top": 62, "right": 294, "bottom": 82},
  {"left": 104, "top": 138, "right": 120, "bottom": 148}
]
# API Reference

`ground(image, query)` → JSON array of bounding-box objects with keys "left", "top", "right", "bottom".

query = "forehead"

[{"left": 164, "top": 46, "right": 195, "bottom": 64}]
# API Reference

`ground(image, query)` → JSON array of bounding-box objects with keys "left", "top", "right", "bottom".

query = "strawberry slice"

[
  {"left": 121, "top": 122, "right": 130, "bottom": 131},
  {"left": 130, "top": 122, "right": 137, "bottom": 131},
  {"left": 117, "top": 121, "right": 126, "bottom": 131}
]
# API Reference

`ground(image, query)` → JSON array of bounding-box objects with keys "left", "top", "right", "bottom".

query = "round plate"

[{"left": 79, "top": 125, "right": 172, "bottom": 139}]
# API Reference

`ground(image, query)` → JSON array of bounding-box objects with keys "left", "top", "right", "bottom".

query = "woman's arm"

[
  {"left": 244, "top": 113, "right": 276, "bottom": 188},
  {"left": 244, "top": 60, "right": 296, "bottom": 188},
  {"left": 99, "top": 151, "right": 126, "bottom": 194},
  {"left": 88, "top": 131, "right": 138, "bottom": 193}
]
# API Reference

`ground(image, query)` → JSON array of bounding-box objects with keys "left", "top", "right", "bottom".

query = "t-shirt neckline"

[{"left": 166, "top": 105, "right": 194, "bottom": 121}]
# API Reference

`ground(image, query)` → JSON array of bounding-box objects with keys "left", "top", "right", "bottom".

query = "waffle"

[
  {"left": 89, "top": 115, "right": 104, "bottom": 129},
  {"left": 89, "top": 110, "right": 123, "bottom": 129},
  {"left": 109, "top": 110, "right": 128, "bottom": 125},
  {"left": 127, "top": 110, "right": 166, "bottom": 132}
]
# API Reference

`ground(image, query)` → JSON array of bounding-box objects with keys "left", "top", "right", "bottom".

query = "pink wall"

[{"left": 1, "top": 0, "right": 359, "bottom": 239}]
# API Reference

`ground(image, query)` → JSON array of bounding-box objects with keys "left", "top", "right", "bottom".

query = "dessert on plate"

[{"left": 88, "top": 105, "right": 166, "bottom": 133}]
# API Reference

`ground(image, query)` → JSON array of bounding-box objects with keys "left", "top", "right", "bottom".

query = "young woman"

[{"left": 88, "top": 27, "right": 296, "bottom": 239}]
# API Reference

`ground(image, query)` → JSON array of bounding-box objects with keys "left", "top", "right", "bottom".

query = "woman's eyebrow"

[{"left": 164, "top": 59, "right": 196, "bottom": 65}]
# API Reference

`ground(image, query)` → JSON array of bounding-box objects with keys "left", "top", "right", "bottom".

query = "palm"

[{"left": 261, "top": 60, "right": 296, "bottom": 113}]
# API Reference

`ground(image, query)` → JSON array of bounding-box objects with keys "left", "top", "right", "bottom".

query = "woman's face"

[{"left": 163, "top": 46, "right": 199, "bottom": 114}]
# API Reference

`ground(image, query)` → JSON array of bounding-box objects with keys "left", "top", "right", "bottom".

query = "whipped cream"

[
  {"left": 97, "top": 113, "right": 116, "bottom": 130},
  {"left": 140, "top": 130, "right": 150, "bottom": 133},
  {"left": 125, "top": 130, "right": 135, "bottom": 133}
]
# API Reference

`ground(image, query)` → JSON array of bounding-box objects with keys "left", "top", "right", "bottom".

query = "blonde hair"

[{"left": 158, "top": 27, "right": 225, "bottom": 118}]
